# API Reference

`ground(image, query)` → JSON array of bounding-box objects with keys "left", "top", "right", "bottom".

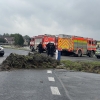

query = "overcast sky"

[{"left": 0, "top": 0, "right": 100, "bottom": 40}]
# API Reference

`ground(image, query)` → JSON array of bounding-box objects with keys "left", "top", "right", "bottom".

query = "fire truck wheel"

[
  {"left": 30, "top": 46, "right": 35, "bottom": 52},
  {"left": 36, "top": 47, "right": 39, "bottom": 52},
  {"left": 77, "top": 50, "right": 82, "bottom": 57}
]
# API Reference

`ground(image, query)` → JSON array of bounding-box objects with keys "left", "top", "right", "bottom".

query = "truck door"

[{"left": 87, "top": 40, "right": 92, "bottom": 50}]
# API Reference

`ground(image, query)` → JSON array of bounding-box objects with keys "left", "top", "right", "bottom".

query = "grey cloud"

[{"left": 0, "top": 0, "right": 100, "bottom": 40}]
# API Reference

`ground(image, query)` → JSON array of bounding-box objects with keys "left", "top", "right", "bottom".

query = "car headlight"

[{"left": 0, "top": 47, "right": 4, "bottom": 50}]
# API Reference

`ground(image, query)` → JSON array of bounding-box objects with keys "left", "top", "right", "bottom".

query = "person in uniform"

[
  {"left": 37, "top": 42, "right": 43, "bottom": 53},
  {"left": 46, "top": 42, "right": 55, "bottom": 57},
  {"left": 46, "top": 42, "right": 51, "bottom": 56},
  {"left": 50, "top": 43, "right": 55, "bottom": 57}
]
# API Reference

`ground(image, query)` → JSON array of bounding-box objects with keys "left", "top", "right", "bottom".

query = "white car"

[
  {"left": 95, "top": 47, "right": 100, "bottom": 59},
  {"left": 0, "top": 46, "right": 4, "bottom": 56}
]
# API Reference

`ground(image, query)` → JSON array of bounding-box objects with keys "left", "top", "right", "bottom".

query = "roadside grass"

[{"left": 61, "top": 60, "right": 100, "bottom": 74}]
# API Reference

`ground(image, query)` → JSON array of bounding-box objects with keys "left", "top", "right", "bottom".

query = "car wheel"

[
  {"left": 96, "top": 56, "right": 100, "bottom": 59},
  {"left": 0, "top": 53, "right": 4, "bottom": 57}
]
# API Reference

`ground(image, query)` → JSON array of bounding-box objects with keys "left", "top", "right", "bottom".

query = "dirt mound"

[{"left": 1, "top": 53, "right": 59, "bottom": 71}]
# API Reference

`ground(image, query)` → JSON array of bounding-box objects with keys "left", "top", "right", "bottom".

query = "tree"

[
  {"left": 0, "top": 38, "right": 6, "bottom": 43},
  {"left": 10, "top": 33, "right": 24, "bottom": 46},
  {"left": 23, "top": 35, "right": 30, "bottom": 39},
  {"left": 3, "top": 33, "right": 10, "bottom": 36}
]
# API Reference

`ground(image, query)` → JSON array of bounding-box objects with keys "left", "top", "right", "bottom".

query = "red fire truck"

[
  {"left": 30, "top": 34, "right": 56, "bottom": 52},
  {"left": 30, "top": 34, "right": 97, "bottom": 57},
  {"left": 57, "top": 34, "right": 97, "bottom": 57}
]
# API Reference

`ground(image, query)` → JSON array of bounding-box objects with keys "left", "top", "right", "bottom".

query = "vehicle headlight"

[{"left": 0, "top": 47, "right": 4, "bottom": 50}]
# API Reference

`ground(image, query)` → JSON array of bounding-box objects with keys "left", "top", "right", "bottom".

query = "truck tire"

[
  {"left": 0, "top": 53, "right": 4, "bottom": 57},
  {"left": 77, "top": 50, "right": 82, "bottom": 57},
  {"left": 30, "top": 46, "right": 34, "bottom": 52},
  {"left": 36, "top": 47, "right": 39, "bottom": 52}
]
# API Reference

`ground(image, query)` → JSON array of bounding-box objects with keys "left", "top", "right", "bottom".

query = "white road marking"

[
  {"left": 50, "top": 86, "right": 61, "bottom": 95},
  {"left": 47, "top": 70, "right": 52, "bottom": 73},
  {"left": 48, "top": 77, "right": 55, "bottom": 82}
]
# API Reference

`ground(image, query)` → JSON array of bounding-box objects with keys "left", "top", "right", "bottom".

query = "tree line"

[{"left": 0, "top": 33, "right": 31, "bottom": 46}]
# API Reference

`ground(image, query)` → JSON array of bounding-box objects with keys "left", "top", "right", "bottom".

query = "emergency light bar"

[{"left": 58, "top": 34, "right": 71, "bottom": 38}]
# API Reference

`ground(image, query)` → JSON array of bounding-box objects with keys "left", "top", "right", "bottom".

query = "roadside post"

[{"left": 55, "top": 50, "right": 61, "bottom": 61}]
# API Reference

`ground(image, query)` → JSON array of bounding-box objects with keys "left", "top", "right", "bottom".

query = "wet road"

[
  {"left": 0, "top": 69, "right": 100, "bottom": 100},
  {"left": 0, "top": 48, "right": 100, "bottom": 100},
  {"left": 0, "top": 48, "right": 29, "bottom": 64},
  {"left": 55, "top": 69, "right": 100, "bottom": 100},
  {"left": 60, "top": 54, "right": 100, "bottom": 62},
  {"left": 0, "top": 69, "right": 69, "bottom": 100}
]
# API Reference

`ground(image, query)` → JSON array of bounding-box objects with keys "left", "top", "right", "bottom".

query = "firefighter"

[
  {"left": 46, "top": 42, "right": 55, "bottom": 57},
  {"left": 50, "top": 43, "right": 55, "bottom": 57},
  {"left": 37, "top": 42, "right": 43, "bottom": 53},
  {"left": 46, "top": 42, "right": 51, "bottom": 56}
]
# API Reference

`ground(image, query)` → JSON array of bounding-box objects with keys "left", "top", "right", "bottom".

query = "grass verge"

[{"left": 61, "top": 60, "right": 100, "bottom": 74}]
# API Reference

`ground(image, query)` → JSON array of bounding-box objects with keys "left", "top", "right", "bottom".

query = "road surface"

[{"left": 0, "top": 48, "right": 100, "bottom": 100}]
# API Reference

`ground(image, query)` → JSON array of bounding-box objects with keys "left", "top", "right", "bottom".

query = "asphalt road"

[
  {"left": 0, "top": 69, "right": 70, "bottom": 100},
  {"left": 0, "top": 48, "right": 29, "bottom": 64},
  {"left": 0, "top": 69, "right": 100, "bottom": 100},
  {"left": 61, "top": 55, "right": 99, "bottom": 62},
  {"left": 0, "top": 48, "right": 100, "bottom": 100},
  {"left": 55, "top": 69, "right": 100, "bottom": 100}
]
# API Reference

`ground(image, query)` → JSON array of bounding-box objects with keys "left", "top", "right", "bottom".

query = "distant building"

[
  {"left": 4, "top": 37, "right": 15, "bottom": 44},
  {"left": 24, "top": 38, "right": 30, "bottom": 46}
]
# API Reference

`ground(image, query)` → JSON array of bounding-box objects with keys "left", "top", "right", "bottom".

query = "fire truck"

[
  {"left": 30, "top": 34, "right": 97, "bottom": 57},
  {"left": 57, "top": 34, "right": 97, "bottom": 57},
  {"left": 30, "top": 34, "right": 56, "bottom": 52}
]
